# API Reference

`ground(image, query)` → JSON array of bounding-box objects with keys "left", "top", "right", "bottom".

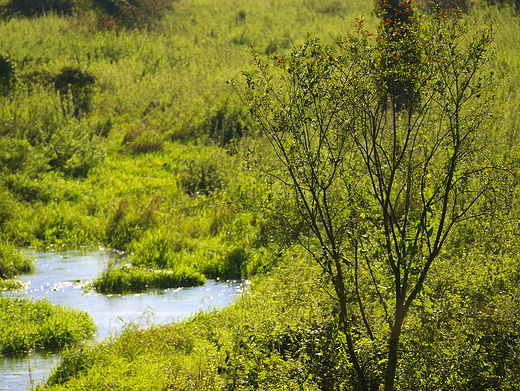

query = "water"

[{"left": 0, "top": 248, "right": 246, "bottom": 391}]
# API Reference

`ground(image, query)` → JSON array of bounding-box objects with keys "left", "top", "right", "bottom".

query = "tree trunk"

[{"left": 383, "top": 306, "right": 406, "bottom": 391}]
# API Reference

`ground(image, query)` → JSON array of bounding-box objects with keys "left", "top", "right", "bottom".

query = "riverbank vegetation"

[
  {"left": 0, "top": 242, "right": 34, "bottom": 290},
  {"left": 37, "top": 248, "right": 520, "bottom": 389},
  {"left": 0, "top": 296, "right": 95, "bottom": 355},
  {"left": 1, "top": 0, "right": 520, "bottom": 388}
]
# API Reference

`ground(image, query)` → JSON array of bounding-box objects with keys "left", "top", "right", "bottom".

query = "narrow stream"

[{"left": 0, "top": 248, "right": 246, "bottom": 391}]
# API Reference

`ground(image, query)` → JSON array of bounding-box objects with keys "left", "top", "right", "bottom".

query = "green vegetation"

[
  {"left": 0, "top": 241, "right": 33, "bottom": 290},
  {"left": 37, "top": 249, "right": 520, "bottom": 390},
  {"left": 0, "top": 0, "right": 519, "bottom": 388},
  {"left": 0, "top": 296, "right": 95, "bottom": 355},
  {"left": 38, "top": 252, "right": 332, "bottom": 391},
  {"left": 0, "top": 242, "right": 33, "bottom": 278},
  {"left": 92, "top": 262, "right": 205, "bottom": 293},
  {"left": 238, "top": 7, "right": 499, "bottom": 389}
]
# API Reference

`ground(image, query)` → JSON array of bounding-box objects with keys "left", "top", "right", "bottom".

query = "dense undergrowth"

[
  {"left": 0, "top": 0, "right": 377, "bottom": 292},
  {"left": 0, "top": 0, "right": 519, "bottom": 388},
  {"left": 35, "top": 247, "right": 520, "bottom": 390}
]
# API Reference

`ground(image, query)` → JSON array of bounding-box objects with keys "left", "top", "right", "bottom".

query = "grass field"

[{"left": 1, "top": 0, "right": 520, "bottom": 388}]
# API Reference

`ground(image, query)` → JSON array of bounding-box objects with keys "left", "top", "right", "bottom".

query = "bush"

[
  {"left": 180, "top": 157, "right": 226, "bottom": 196},
  {"left": 0, "top": 52, "right": 16, "bottom": 97},
  {"left": 54, "top": 67, "right": 96, "bottom": 119},
  {"left": 0, "top": 139, "right": 42, "bottom": 175},
  {"left": 208, "top": 246, "right": 249, "bottom": 280},
  {"left": 480, "top": 0, "right": 520, "bottom": 13},
  {"left": 121, "top": 126, "right": 164, "bottom": 154},
  {"left": 105, "top": 198, "right": 160, "bottom": 251},
  {"left": 206, "top": 104, "right": 257, "bottom": 145},
  {"left": 418, "top": 0, "right": 473, "bottom": 13},
  {"left": 92, "top": 0, "right": 174, "bottom": 30}
]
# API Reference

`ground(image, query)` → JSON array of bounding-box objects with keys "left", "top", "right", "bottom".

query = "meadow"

[{"left": 0, "top": 0, "right": 520, "bottom": 388}]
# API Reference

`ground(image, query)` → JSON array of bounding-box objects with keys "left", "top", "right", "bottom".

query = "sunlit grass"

[
  {"left": 92, "top": 263, "right": 205, "bottom": 293},
  {"left": 0, "top": 296, "right": 95, "bottom": 355}
]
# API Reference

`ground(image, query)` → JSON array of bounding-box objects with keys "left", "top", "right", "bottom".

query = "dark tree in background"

[
  {"left": 0, "top": 52, "right": 16, "bottom": 97},
  {"left": 4, "top": 0, "right": 75, "bottom": 16},
  {"left": 374, "top": 0, "right": 419, "bottom": 112},
  {"left": 54, "top": 67, "right": 96, "bottom": 120}
]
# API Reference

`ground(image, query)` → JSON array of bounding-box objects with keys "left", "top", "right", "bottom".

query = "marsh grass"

[
  {"left": 41, "top": 322, "right": 196, "bottom": 389},
  {"left": 0, "top": 296, "right": 95, "bottom": 355},
  {"left": 0, "top": 278, "right": 26, "bottom": 291},
  {"left": 0, "top": 241, "right": 33, "bottom": 278},
  {"left": 0, "top": 0, "right": 377, "bottom": 260},
  {"left": 32, "top": 238, "right": 520, "bottom": 390},
  {"left": 92, "top": 263, "right": 205, "bottom": 293}
]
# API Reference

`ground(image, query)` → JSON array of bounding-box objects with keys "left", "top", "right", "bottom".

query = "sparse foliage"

[{"left": 239, "top": 5, "right": 497, "bottom": 389}]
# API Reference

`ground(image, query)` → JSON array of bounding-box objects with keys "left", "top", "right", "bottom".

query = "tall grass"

[
  {"left": 0, "top": 296, "right": 95, "bottom": 355},
  {"left": 0, "top": 0, "right": 378, "bottom": 262},
  {"left": 92, "top": 263, "right": 205, "bottom": 293},
  {"left": 37, "top": 249, "right": 328, "bottom": 391},
  {"left": 0, "top": 241, "right": 33, "bottom": 278}
]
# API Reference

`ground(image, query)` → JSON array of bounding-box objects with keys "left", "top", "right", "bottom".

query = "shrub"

[
  {"left": 105, "top": 198, "right": 161, "bottom": 251},
  {"left": 418, "top": 0, "right": 473, "bottom": 13},
  {"left": 54, "top": 67, "right": 96, "bottom": 119},
  {"left": 180, "top": 157, "right": 226, "bottom": 196},
  {"left": 479, "top": 0, "right": 520, "bottom": 13},
  {"left": 219, "top": 247, "right": 249, "bottom": 279},
  {"left": 92, "top": 0, "right": 174, "bottom": 30},
  {"left": 206, "top": 104, "right": 257, "bottom": 145},
  {"left": 0, "top": 139, "right": 42, "bottom": 176},
  {"left": 121, "top": 126, "right": 164, "bottom": 154},
  {"left": 19, "top": 70, "right": 55, "bottom": 92},
  {"left": 0, "top": 52, "right": 16, "bottom": 97}
]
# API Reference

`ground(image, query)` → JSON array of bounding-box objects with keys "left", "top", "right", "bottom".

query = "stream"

[{"left": 0, "top": 248, "right": 246, "bottom": 391}]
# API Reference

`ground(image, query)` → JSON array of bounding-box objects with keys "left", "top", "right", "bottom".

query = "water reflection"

[{"left": 0, "top": 248, "right": 246, "bottom": 391}]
